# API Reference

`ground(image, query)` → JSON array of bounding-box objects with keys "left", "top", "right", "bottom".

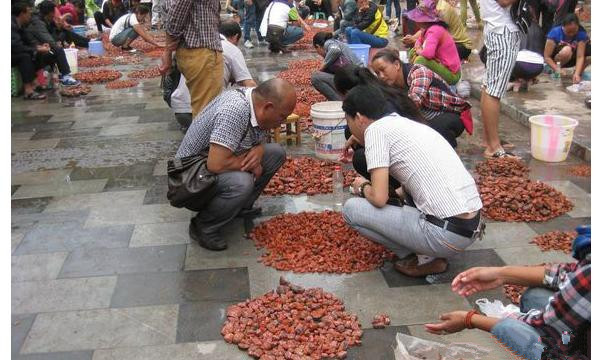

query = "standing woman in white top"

[
  {"left": 341, "top": 85, "right": 484, "bottom": 277},
  {"left": 109, "top": 5, "right": 162, "bottom": 50}
]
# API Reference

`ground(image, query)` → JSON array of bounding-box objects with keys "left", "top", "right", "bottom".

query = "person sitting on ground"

[
  {"left": 28, "top": 0, "right": 89, "bottom": 48},
  {"left": 109, "top": 5, "right": 161, "bottom": 50},
  {"left": 425, "top": 225, "right": 591, "bottom": 360},
  {"left": 311, "top": 31, "right": 363, "bottom": 101},
  {"left": 334, "top": 65, "right": 423, "bottom": 193},
  {"left": 544, "top": 13, "right": 591, "bottom": 85},
  {"left": 480, "top": 22, "right": 546, "bottom": 92},
  {"left": 333, "top": 0, "right": 357, "bottom": 37},
  {"left": 25, "top": 1, "right": 81, "bottom": 86},
  {"left": 402, "top": 0, "right": 473, "bottom": 61},
  {"left": 370, "top": 49, "right": 472, "bottom": 148},
  {"left": 300, "top": 0, "right": 333, "bottom": 19},
  {"left": 404, "top": 1, "right": 462, "bottom": 85},
  {"left": 164, "top": 21, "right": 258, "bottom": 132},
  {"left": 341, "top": 84, "right": 484, "bottom": 278},
  {"left": 260, "top": 0, "right": 311, "bottom": 53},
  {"left": 175, "top": 79, "right": 296, "bottom": 251},
  {"left": 59, "top": 0, "right": 85, "bottom": 25},
  {"left": 345, "top": 0, "right": 389, "bottom": 48},
  {"left": 93, "top": 0, "right": 127, "bottom": 34},
  {"left": 12, "top": 1, "right": 54, "bottom": 100}
]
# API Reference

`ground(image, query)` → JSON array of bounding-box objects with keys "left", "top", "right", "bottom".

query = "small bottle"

[
  {"left": 553, "top": 62, "right": 562, "bottom": 87},
  {"left": 332, "top": 165, "right": 344, "bottom": 209}
]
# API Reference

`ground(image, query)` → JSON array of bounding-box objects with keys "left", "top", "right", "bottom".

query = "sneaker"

[
  {"left": 60, "top": 75, "right": 80, "bottom": 87},
  {"left": 244, "top": 40, "right": 254, "bottom": 48}
]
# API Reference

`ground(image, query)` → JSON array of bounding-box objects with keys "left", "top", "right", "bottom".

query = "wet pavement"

[{"left": 11, "top": 22, "right": 591, "bottom": 360}]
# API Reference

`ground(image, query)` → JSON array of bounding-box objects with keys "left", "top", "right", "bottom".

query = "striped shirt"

[
  {"left": 164, "top": 0, "right": 222, "bottom": 51},
  {"left": 176, "top": 88, "right": 266, "bottom": 158},
  {"left": 364, "top": 113, "right": 482, "bottom": 218}
]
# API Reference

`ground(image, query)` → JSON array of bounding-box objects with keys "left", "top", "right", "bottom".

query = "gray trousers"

[
  {"left": 342, "top": 198, "right": 476, "bottom": 258},
  {"left": 311, "top": 71, "right": 342, "bottom": 101},
  {"left": 193, "top": 143, "right": 286, "bottom": 236}
]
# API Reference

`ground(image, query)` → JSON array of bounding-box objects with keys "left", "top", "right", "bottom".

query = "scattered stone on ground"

[
  {"left": 74, "top": 69, "right": 122, "bottom": 83},
  {"left": 530, "top": 230, "right": 577, "bottom": 254},
  {"left": 105, "top": 79, "right": 139, "bottom": 89},
  {"left": 503, "top": 284, "right": 528, "bottom": 305},
  {"left": 371, "top": 314, "right": 391, "bottom": 329},
  {"left": 475, "top": 158, "right": 530, "bottom": 178},
  {"left": 568, "top": 164, "right": 591, "bottom": 177},
  {"left": 59, "top": 84, "right": 92, "bottom": 97}
]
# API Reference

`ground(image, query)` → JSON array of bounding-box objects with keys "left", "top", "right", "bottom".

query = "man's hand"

[
  {"left": 338, "top": 135, "right": 357, "bottom": 163},
  {"left": 401, "top": 34, "right": 417, "bottom": 46},
  {"left": 451, "top": 267, "right": 504, "bottom": 297},
  {"left": 159, "top": 50, "right": 173, "bottom": 75},
  {"left": 424, "top": 311, "right": 468, "bottom": 335},
  {"left": 241, "top": 145, "right": 264, "bottom": 173},
  {"left": 573, "top": 73, "right": 582, "bottom": 84},
  {"left": 351, "top": 176, "right": 369, "bottom": 195},
  {"left": 251, "top": 164, "right": 263, "bottom": 178},
  {"left": 37, "top": 44, "right": 51, "bottom": 53}
]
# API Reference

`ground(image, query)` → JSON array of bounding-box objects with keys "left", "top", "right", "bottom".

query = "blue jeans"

[
  {"left": 282, "top": 26, "right": 304, "bottom": 45},
  {"left": 111, "top": 28, "right": 139, "bottom": 46},
  {"left": 386, "top": 0, "right": 401, "bottom": 18},
  {"left": 345, "top": 27, "right": 388, "bottom": 48},
  {"left": 243, "top": 3, "right": 263, "bottom": 42},
  {"left": 489, "top": 288, "right": 554, "bottom": 360}
]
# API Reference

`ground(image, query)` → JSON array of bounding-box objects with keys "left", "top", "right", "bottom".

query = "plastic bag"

[
  {"left": 475, "top": 298, "right": 521, "bottom": 318},
  {"left": 394, "top": 332, "right": 489, "bottom": 360},
  {"left": 566, "top": 80, "right": 591, "bottom": 93}
]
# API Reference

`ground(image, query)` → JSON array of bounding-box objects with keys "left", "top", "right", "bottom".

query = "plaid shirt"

[
  {"left": 508, "top": 260, "right": 591, "bottom": 360},
  {"left": 406, "top": 64, "right": 470, "bottom": 120},
  {"left": 164, "top": 0, "right": 222, "bottom": 51}
]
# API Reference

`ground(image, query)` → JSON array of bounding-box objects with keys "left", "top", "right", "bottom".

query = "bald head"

[{"left": 253, "top": 78, "right": 297, "bottom": 130}]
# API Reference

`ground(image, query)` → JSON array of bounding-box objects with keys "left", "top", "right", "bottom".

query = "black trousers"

[
  {"left": 456, "top": 42, "right": 472, "bottom": 61},
  {"left": 58, "top": 29, "right": 90, "bottom": 48},
  {"left": 11, "top": 52, "right": 59, "bottom": 84},
  {"left": 428, "top": 112, "right": 465, "bottom": 149},
  {"left": 94, "top": 11, "right": 109, "bottom": 33}
]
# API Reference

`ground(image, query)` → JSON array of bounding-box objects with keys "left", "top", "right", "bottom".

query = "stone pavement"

[{"left": 12, "top": 33, "right": 591, "bottom": 360}]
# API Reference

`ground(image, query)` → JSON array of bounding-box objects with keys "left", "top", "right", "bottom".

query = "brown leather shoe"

[{"left": 394, "top": 258, "right": 448, "bottom": 277}]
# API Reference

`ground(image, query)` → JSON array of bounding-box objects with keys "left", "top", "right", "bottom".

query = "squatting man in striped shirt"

[
  {"left": 340, "top": 85, "right": 484, "bottom": 277},
  {"left": 175, "top": 79, "right": 296, "bottom": 251}
]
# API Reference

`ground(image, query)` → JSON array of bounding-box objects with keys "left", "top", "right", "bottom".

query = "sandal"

[
  {"left": 500, "top": 139, "right": 515, "bottom": 149},
  {"left": 23, "top": 91, "right": 47, "bottom": 100},
  {"left": 484, "top": 149, "right": 520, "bottom": 160}
]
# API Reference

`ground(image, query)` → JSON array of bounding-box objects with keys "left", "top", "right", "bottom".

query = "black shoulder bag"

[
  {"left": 266, "top": 3, "right": 286, "bottom": 52},
  {"left": 166, "top": 90, "right": 252, "bottom": 211}
]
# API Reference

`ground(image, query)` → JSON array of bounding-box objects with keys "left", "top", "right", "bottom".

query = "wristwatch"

[{"left": 358, "top": 181, "right": 371, "bottom": 198}]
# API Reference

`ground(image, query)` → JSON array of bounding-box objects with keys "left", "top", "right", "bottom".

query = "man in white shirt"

[
  {"left": 260, "top": 0, "right": 311, "bottom": 52},
  {"left": 341, "top": 85, "right": 484, "bottom": 277},
  {"left": 168, "top": 21, "right": 257, "bottom": 132},
  {"left": 109, "top": 5, "right": 162, "bottom": 50},
  {"left": 479, "top": 0, "right": 520, "bottom": 159}
]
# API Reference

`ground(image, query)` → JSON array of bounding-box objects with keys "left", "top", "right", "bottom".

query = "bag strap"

[
  {"left": 125, "top": 14, "right": 133, "bottom": 28},
  {"left": 234, "top": 88, "right": 255, "bottom": 144}
]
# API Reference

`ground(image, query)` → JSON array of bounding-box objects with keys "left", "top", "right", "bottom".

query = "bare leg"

[
  {"left": 23, "top": 82, "right": 35, "bottom": 96},
  {"left": 481, "top": 88, "right": 503, "bottom": 157}
]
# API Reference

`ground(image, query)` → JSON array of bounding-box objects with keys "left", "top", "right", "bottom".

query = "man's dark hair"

[
  {"left": 136, "top": 4, "right": 150, "bottom": 15},
  {"left": 219, "top": 21, "right": 242, "bottom": 39},
  {"left": 38, "top": 0, "right": 56, "bottom": 16},
  {"left": 313, "top": 31, "right": 333, "bottom": 47},
  {"left": 562, "top": 13, "right": 580, "bottom": 26},
  {"left": 12, "top": 1, "right": 31, "bottom": 17},
  {"left": 342, "top": 85, "right": 387, "bottom": 120}
]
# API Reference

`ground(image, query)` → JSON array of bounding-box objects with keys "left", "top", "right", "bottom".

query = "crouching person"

[
  {"left": 172, "top": 79, "right": 296, "bottom": 251},
  {"left": 341, "top": 85, "right": 484, "bottom": 277}
]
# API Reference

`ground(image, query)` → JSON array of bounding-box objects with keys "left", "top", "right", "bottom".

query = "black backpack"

[{"left": 511, "top": 0, "right": 534, "bottom": 33}]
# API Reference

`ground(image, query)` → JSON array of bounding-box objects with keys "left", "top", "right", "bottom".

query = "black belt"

[{"left": 425, "top": 214, "right": 481, "bottom": 239}]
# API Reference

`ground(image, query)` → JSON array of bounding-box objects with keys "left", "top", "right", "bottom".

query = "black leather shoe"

[
  {"left": 236, "top": 207, "right": 262, "bottom": 218},
  {"left": 188, "top": 219, "right": 227, "bottom": 251}
]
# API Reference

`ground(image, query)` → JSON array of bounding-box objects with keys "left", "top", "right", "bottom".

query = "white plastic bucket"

[
  {"left": 311, "top": 101, "right": 347, "bottom": 161},
  {"left": 529, "top": 115, "right": 578, "bottom": 162},
  {"left": 348, "top": 44, "right": 371, "bottom": 65},
  {"left": 64, "top": 48, "right": 78, "bottom": 74}
]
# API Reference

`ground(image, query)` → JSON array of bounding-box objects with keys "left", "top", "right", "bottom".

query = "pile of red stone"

[
  {"left": 78, "top": 56, "right": 114, "bottom": 67},
  {"left": 477, "top": 176, "right": 573, "bottom": 221},
  {"left": 128, "top": 67, "right": 162, "bottom": 79},
  {"left": 568, "top": 164, "right": 591, "bottom": 177},
  {"left": 371, "top": 314, "right": 391, "bottom": 329},
  {"left": 249, "top": 211, "right": 394, "bottom": 273},
  {"left": 264, "top": 157, "right": 356, "bottom": 196},
  {"left": 475, "top": 158, "right": 530, "bottom": 178},
  {"left": 74, "top": 69, "right": 122, "bottom": 83},
  {"left": 222, "top": 276, "right": 362, "bottom": 359},
  {"left": 59, "top": 84, "right": 92, "bottom": 97},
  {"left": 530, "top": 230, "right": 577, "bottom": 254},
  {"left": 288, "top": 20, "right": 332, "bottom": 51},
  {"left": 503, "top": 284, "right": 527, "bottom": 305},
  {"left": 277, "top": 59, "right": 326, "bottom": 120},
  {"left": 105, "top": 79, "right": 139, "bottom": 89}
]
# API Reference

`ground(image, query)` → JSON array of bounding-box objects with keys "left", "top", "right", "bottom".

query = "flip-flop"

[
  {"left": 23, "top": 91, "right": 47, "bottom": 100},
  {"left": 500, "top": 140, "right": 515, "bottom": 149},
  {"left": 484, "top": 149, "right": 520, "bottom": 160}
]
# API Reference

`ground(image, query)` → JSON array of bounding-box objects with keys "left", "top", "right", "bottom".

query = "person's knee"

[
  {"left": 342, "top": 197, "right": 364, "bottom": 226},
  {"left": 263, "top": 143, "right": 286, "bottom": 169},
  {"left": 226, "top": 172, "right": 255, "bottom": 197},
  {"left": 520, "top": 287, "right": 552, "bottom": 313},
  {"left": 556, "top": 46, "right": 573, "bottom": 63}
]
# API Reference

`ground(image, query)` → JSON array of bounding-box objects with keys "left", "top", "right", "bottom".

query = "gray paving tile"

[
  {"left": 14, "top": 222, "right": 133, "bottom": 255},
  {"left": 12, "top": 252, "right": 69, "bottom": 282},
  {"left": 12, "top": 139, "right": 61, "bottom": 152},
  {"left": 70, "top": 116, "right": 139, "bottom": 129},
  {"left": 30, "top": 128, "right": 103, "bottom": 140},
  {"left": 12, "top": 209, "right": 91, "bottom": 228},
  {"left": 136, "top": 109, "right": 174, "bottom": 124},
  {"left": 12, "top": 276, "right": 117, "bottom": 314},
  {"left": 21, "top": 305, "right": 178, "bottom": 354},
  {"left": 12, "top": 169, "right": 72, "bottom": 186},
  {"left": 98, "top": 123, "right": 169, "bottom": 137},
  {"left": 152, "top": 159, "right": 168, "bottom": 176},
  {"left": 43, "top": 190, "right": 147, "bottom": 212},
  {"left": 12, "top": 179, "right": 108, "bottom": 200},
  {"left": 15, "top": 351, "right": 93, "bottom": 360},
  {"left": 12, "top": 132, "right": 35, "bottom": 140},
  {"left": 111, "top": 268, "right": 249, "bottom": 308},
  {"left": 176, "top": 301, "right": 240, "bottom": 343},
  {"left": 59, "top": 245, "right": 186, "bottom": 278},
  {"left": 469, "top": 222, "right": 538, "bottom": 250},
  {"left": 12, "top": 185, "right": 20, "bottom": 195},
  {"left": 544, "top": 180, "right": 591, "bottom": 218},
  {"left": 91, "top": 341, "right": 250, "bottom": 360},
  {"left": 84, "top": 204, "right": 192, "bottom": 227},
  {"left": 142, "top": 176, "right": 169, "bottom": 205},
  {"left": 68, "top": 163, "right": 156, "bottom": 191},
  {"left": 12, "top": 233, "right": 25, "bottom": 254},
  {"left": 527, "top": 215, "right": 591, "bottom": 235},
  {"left": 347, "top": 326, "right": 410, "bottom": 360},
  {"left": 12, "top": 121, "right": 74, "bottom": 133},
  {"left": 11, "top": 197, "right": 52, "bottom": 215},
  {"left": 48, "top": 111, "right": 112, "bottom": 123},
  {"left": 129, "top": 222, "right": 190, "bottom": 247},
  {"left": 11, "top": 114, "right": 52, "bottom": 125},
  {"left": 380, "top": 249, "right": 506, "bottom": 287},
  {"left": 85, "top": 103, "right": 146, "bottom": 113},
  {"left": 495, "top": 245, "right": 573, "bottom": 266},
  {"left": 12, "top": 314, "right": 36, "bottom": 357}
]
